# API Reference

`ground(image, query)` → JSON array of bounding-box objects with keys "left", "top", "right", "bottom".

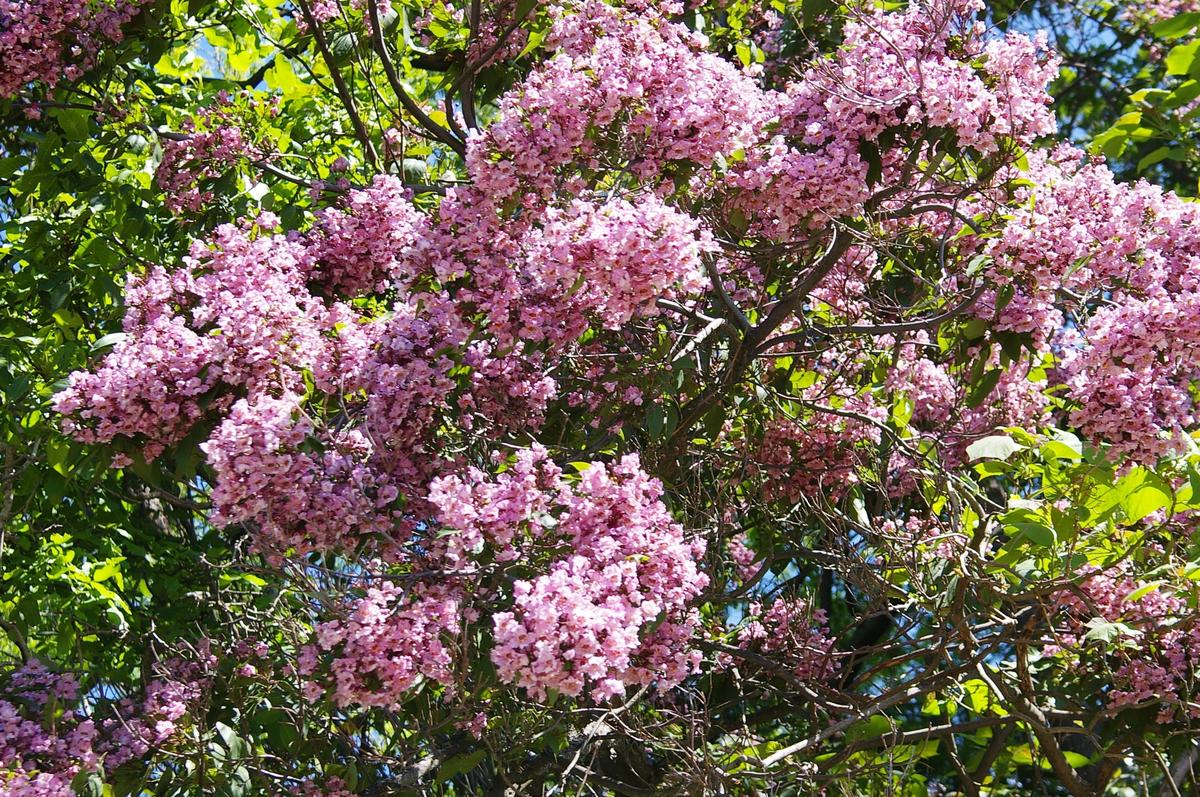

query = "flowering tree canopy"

[{"left": 8, "top": 0, "right": 1200, "bottom": 794}]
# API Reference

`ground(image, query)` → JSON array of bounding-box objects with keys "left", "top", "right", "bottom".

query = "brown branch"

[
  {"left": 975, "top": 663, "right": 1093, "bottom": 797},
  {"left": 757, "top": 648, "right": 997, "bottom": 769},
  {"left": 972, "top": 724, "right": 1013, "bottom": 784},
  {"left": 448, "top": 1, "right": 539, "bottom": 96},
  {"left": 662, "top": 225, "right": 853, "bottom": 467},
  {"left": 0, "top": 618, "right": 31, "bottom": 662},
  {"left": 297, "top": 0, "right": 379, "bottom": 168},
  {"left": 760, "top": 284, "right": 985, "bottom": 350},
  {"left": 366, "top": 0, "right": 465, "bottom": 156}
]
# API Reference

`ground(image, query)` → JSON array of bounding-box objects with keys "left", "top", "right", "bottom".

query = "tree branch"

[{"left": 297, "top": 0, "right": 379, "bottom": 168}]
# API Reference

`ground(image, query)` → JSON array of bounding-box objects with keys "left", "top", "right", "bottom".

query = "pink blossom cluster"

[
  {"left": 6, "top": 661, "right": 81, "bottom": 707},
  {"left": 190, "top": 282, "right": 549, "bottom": 557},
  {"left": 1122, "top": 0, "right": 1200, "bottom": 25},
  {"left": 53, "top": 313, "right": 221, "bottom": 464},
  {"left": 1051, "top": 566, "right": 1187, "bottom": 649},
  {"left": 299, "top": 581, "right": 466, "bottom": 708},
  {"left": 1, "top": 662, "right": 96, "bottom": 797},
  {"left": 280, "top": 778, "right": 354, "bottom": 797},
  {"left": 354, "top": 297, "right": 469, "bottom": 492},
  {"left": 1049, "top": 565, "right": 1200, "bottom": 722},
  {"left": 230, "top": 637, "right": 270, "bottom": 678},
  {"left": 468, "top": 0, "right": 779, "bottom": 199},
  {"left": 54, "top": 219, "right": 438, "bottom": 555},
  {"left": 428, "top": 448, "right": 710, "bottom": 700},
  {"left": 201, "top": 393, "right": 397, "bottom": 555},
  {"left": 409, "top": 186, "right": 666, "bottom": 354},
  {"left": 484, "top": 451, "right": 709, "bottom": 701},
  {"left": 424, "top": 445, "right": 562, "bottom": 567},
  {"left": 813, "top": 0, "right": 1059, "bottom": 152},
  {"left": 884, "top": 334, "right": 958, "bottom": 428},
  {"left": 947, "top": 354, "right": 1049, "bottom": 466},
  {"left": 754, "top": 394, "right": 885, "bottom": 503},
  {"left": 464, "top": 0, "right": 529, "bottom": 68},
  {"left": 307, "top": 175, "right": 431, "bottom": 295},
  {"left": 726, "top": 0, "right": 1058, "bottom": 238},
  {"left": 878, "top": 515, "right": 965, "bottom": 560},
  {"left": 1, "top": 659, "right": 204, "bottom": 795},
  {"left": 738, "top": 598, "right": 838, "bottom": 682},
  {"left": 157, "top": 125, "right": 247, "bottom": 214},
  {"left": 103, "top": 675, "right": 204, "bottom": 768},
  {"left": 974, "top": 289, "right": 1064, "bottom": 348},
  {"left": 522, "top": 195, "right": 712, "bottom": 330},
  {"left": 45, "top": 214, "right": 431, "bottom": 551},
  {"left": 726, "top": 532, "right": 759, "bottom": 582},
  {"left": 295, "top": 0, "right": 392, "bottom": 32},
  {"left": 55, "top": 223, "right": 323, "bottom": 462},
  {"left": 298, "top": 0, "right": 340, "bottom": 29},
  {"left": 987, "top": 148, "right": 1174, "bottom": 305},
  {"left": 989, "top": 146, "right": 1200, "bottom": 463},
  {"left": 1060, "top": 294, "right": 1200, "bottom": 463},
  {"left": 297, "top": 447, "right": 709, "bottom": 706},
  {"left": 0, "top": 0, "right": 147, "bottom": 98},
  {"left": 156, "top": 93, "right": 279, "bottom": 214}
]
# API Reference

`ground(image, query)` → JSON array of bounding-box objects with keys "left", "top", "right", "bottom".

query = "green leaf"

[
  {"left": 92, "top": 558, "right": 125, "bottom": 586},
  {"left": 247, "top": 181, "right": 269, "bottom": 202},
  {"left": 966, "top": 435, "right": 1024, "bottom": 462},
  {"left": 1050, "top": 429, "right": 1082, "bottom": 455},
  {"left": 1113, "top": 111, "right": 1145, "bottom": 130},
  {"left": 438, "top": 749, "right": 486, "bottom": 782},
  {"left": 1165, "top": 40, "right": 1200, "bottom": 75},
  {"left": 1126, "top": 581, "right": 1163, "bottom": 602},
  {"left": 877, "top": 740, "right": 939, "bottom": 764},
  {"left": 703, "top": 405, "right": 725, "bottom": 439},
  {"left": 974, "top": 460, "right": 1011, "bottom": 476},
  {"left": 735, "top": 42, "right": 752, "bottom": 67},
  {"left": 56, "top": 108, "right": 90, "bottom": 140},
  {"left": 1131, "top": 87, "right": 1171, "bottom": 105},
  {"left": 1062, "top": 751, "right": 1092, "bottom": 768},
  {"left": 646, "top": 404, "right": 665, "bottom": 438},
  {"left": 1083, "top": 617, "right": 1138, "bottom": 644},
  {"left": 891, "top": 395, "right": 914, "bottom": 428},
  {"left": 1010, "top": 745, "right": 1037, "bottom": 766},
  {"left": 1138, "top": 146, "right": 1174, "bottom": 172},
  {"left": 1013, "top": 519, "right": 1055, "bottom": 548},
  {"left": 1090, "top": 126, "right": 1128, "bottom": 159},
  {"left": 1124, "top": 485, "right": 1170, "bottom": 523},
  {"left": 46, "top": 439, "right": 72, "bottom": 477},
  {"left": 215, "top": 721, "right": 249, "bottom": 759},
  {"left": 966, "top": 368, "right": 1002, "bottom": 408},
  {"left": 1116, "top": 468, "right": 1171, "bottom": 523},
  {"left": 961, "top": 317, "right": 988, "bottom": 340},
  {"left": 1041, "top": 441, "right": 1082, "bottom": 462},
  {"left": 1167, "top": 80, "right": 1200, "bottom": 109},
  {"left": 90, "top": 332, "right": 128, "bottom": 354},
  {"left": 265, "top": 57, "right": 317, "bottom": 100},
  {"left": 845, "top": 714, "right": 893, "bottom": 741},
  {"left": 961, "top": 678, "right": 995, "bottom": 715},
  {"left": 227, "top": 766, "right": 251, "bottom": 797},
  {"left": 1151, "top": 11, "right": 1200, "bottom": 38},
  {"left": 859, "top": 140, "right": 883, "bottom": 186}
]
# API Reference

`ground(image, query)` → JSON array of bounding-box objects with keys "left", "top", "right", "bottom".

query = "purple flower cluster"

[{"left": 0, "top": 0, "right": 146, "bottom": 98}]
